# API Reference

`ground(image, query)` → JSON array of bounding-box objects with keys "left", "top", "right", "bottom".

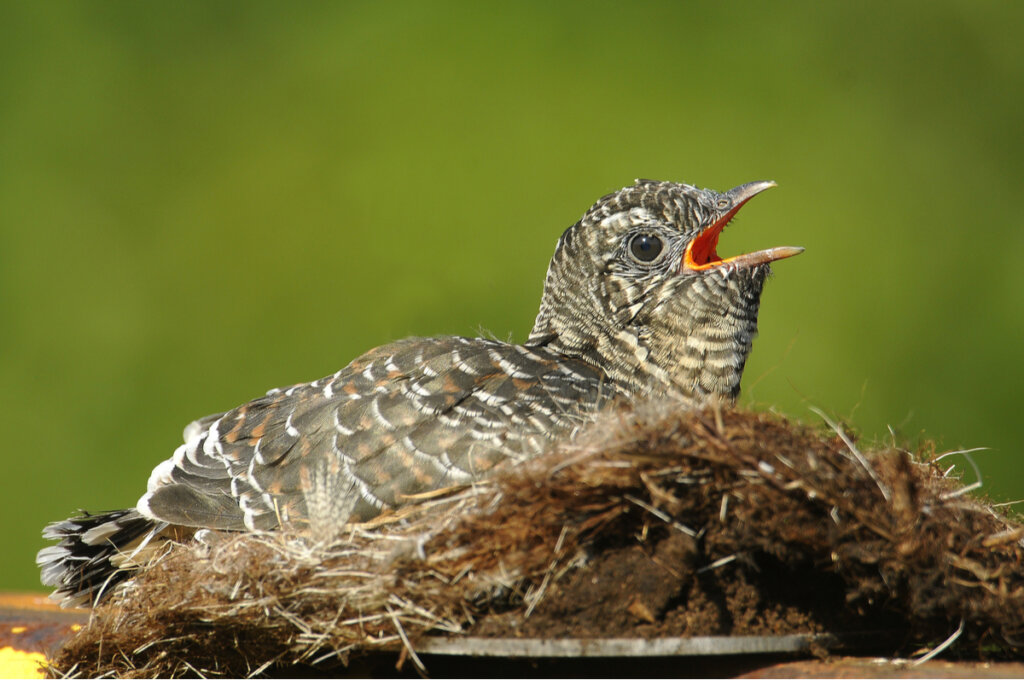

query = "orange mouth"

[
  {"left": 683, "top": 218, "right": 730, "bottom": 270},
  {"left": 682, "top": 181, "right": 803, "bottom": 272}
]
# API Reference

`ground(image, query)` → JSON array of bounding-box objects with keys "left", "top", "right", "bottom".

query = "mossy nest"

[{"left": 48, "top": 403, "right": 1024, "bottom": 677}]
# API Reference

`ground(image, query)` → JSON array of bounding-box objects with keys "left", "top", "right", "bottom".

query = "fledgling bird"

[{"left": 38, "top": 179, "right": 802, "bottom": 607}]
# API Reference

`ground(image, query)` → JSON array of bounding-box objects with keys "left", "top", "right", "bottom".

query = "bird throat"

[
  {"left": 532, "top": 270, "right": 767, "bottom": 404},
  {"left": 629, "top": 271, "right": 766, "bottom": 402}
]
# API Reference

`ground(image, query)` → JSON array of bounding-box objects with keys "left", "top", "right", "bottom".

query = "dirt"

[{"left": 468, "top": 531, "right": 905, "bottom": 644}]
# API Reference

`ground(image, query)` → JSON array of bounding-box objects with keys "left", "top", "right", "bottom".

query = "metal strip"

[{"left": 416, "top": 633, "right": 840, "bottom": 658}]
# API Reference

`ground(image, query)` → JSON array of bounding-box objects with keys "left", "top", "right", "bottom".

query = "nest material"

[{"left": 49, "top": 404, "right": 1024, "bottom": 677}]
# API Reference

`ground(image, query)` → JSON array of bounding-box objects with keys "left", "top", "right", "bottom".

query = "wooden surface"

[
  {"left": 0, "top": 593, "right": 87, "bottom": 679},
  {"left": 3, "top": 591, "right": 1022, "bottom": 679}
]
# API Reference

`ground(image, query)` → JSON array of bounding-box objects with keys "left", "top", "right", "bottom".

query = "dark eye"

[{"left": 629, "top": 233, "right": 664, "bottom": 262}]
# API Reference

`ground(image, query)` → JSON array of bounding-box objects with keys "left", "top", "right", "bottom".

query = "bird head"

[{"left": 528, "top": 179, "right": 802, "bottom": 402}]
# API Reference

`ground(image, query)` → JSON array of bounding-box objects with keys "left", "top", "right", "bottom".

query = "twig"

[
  {"left": 938, "top": 449, "right": 986, "bottom": 500},
  {"left": 623, "top": 494, "right": 698, "bottom": 537},
  {"left": 697, "top": 554, "right": 737, "bottom": 574},
  {"left": 386, "top": 605, "right": 426, "bottom": 676},
  {"left": 911, "top": 618, "right": 964, "bottom": 666},
  {"left": 933, "top": 447, "right": 990, "bottom": 463},
  {"left": 810, "top": 407, "right": 891, "bottom": 501},
  {"left": 524, "top": 524, "right": 569, "bottom": 618}
]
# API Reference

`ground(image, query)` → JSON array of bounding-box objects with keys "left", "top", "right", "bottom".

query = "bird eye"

[{"left": 629, "top": 233, "right": 664, "bottom": 262}]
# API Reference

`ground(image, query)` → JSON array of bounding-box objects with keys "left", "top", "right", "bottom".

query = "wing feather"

[{"left": 137, "top": 336, "right": 610, "bottom": 531}]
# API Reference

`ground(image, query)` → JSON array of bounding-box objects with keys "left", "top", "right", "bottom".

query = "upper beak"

[
  {"left": 725, "top": 180, "right": 779, "bottom": 208},
  {"left": 682, "top": 180, "right": 804, "bottom": 271}
]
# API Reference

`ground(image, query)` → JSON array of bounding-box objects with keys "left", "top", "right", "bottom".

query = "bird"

[{"left": 37, "top": 179, "right": 802, "bottom": 607}]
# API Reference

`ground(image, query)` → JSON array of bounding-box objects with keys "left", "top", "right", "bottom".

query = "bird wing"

[{"left": 138, "top": 336, "right": 609, "bottom": 533}]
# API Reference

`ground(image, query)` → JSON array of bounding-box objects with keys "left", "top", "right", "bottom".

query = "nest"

[{"left": 48, "top": 403, "right": 1024, "bottom": 678}]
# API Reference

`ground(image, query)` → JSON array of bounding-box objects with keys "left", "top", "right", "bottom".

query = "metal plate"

[{"left": 417, "top": 633, "right": 842, "bottom": 658}]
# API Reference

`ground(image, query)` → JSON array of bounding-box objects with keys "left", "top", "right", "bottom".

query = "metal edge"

[{"left": 415, "top": 633, "right": 841, "bottom": 658}]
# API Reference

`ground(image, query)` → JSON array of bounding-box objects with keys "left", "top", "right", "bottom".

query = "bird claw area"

[{"left": 47, "top": 403, "right": 1024, "bottom": 678}]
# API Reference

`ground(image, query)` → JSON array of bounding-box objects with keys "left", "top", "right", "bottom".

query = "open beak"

[{"left": 682, "top": 180, "right": 803, "bottom": 272}]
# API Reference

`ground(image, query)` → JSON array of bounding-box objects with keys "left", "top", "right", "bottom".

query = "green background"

[{"left": 2, "top": 1, "right": 1022, "bottom": 592}]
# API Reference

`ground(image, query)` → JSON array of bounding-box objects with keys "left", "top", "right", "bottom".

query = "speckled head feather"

[
  {"left": 38, "top": 179, "right": 801, "bottom": 607},
  {"left": 529, "top": 179, "right": 801, "bottom": 400}
]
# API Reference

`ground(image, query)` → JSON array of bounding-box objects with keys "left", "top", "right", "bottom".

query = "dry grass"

[{"left": 48, "top": 403, "right": 1024, "bottom": 677}]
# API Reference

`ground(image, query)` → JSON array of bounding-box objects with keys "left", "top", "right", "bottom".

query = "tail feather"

[{"left": 37, "top": 509, "right": 172, "bottom": 608}]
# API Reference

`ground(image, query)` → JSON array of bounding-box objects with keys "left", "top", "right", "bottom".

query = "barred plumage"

[{"left": 38, "top": 179, "right": 801, "bottom": 607}]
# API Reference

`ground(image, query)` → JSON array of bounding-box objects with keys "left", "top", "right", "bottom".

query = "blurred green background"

[{"left": 2, "top": 1, "right": 1022, "bottom": 592}]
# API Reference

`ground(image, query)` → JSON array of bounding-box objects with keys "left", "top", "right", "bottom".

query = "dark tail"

[{"left": 37, "top": 509, "right": 169, "bottom": 608}]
